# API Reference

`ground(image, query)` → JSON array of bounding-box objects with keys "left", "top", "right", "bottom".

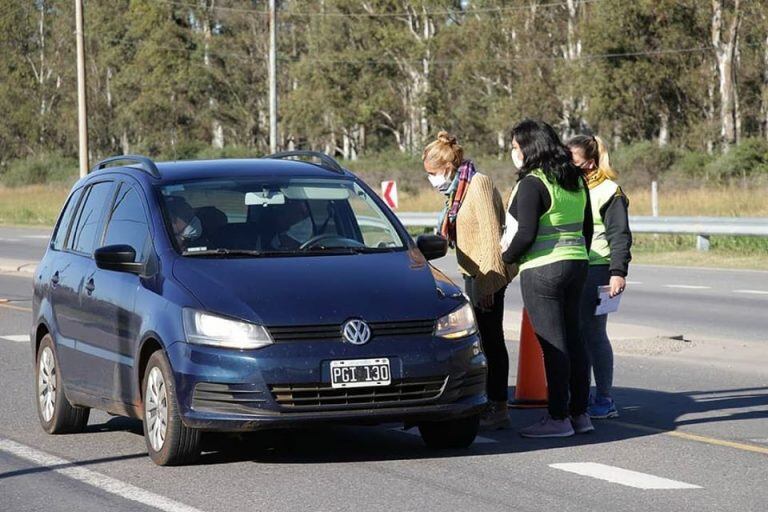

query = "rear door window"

[
  {"left": 102, "top": 185, "right": 151, "bottom": 262},
  {"left": 68, "top": 181, "right": 115, "bottom": 255},
  {"left": 51, "top": 188, "right": 84, "bottom": 251}
]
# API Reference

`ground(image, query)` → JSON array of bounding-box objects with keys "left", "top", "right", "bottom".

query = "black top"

[
  {"left": 599, "top": 189, "right": 632, "bottom": 277},
  {"left": 502, "top": 175, "right": 593, "bottom": 265}
]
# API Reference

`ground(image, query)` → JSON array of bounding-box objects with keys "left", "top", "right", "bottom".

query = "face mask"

[
  {"left": 287, "top": 216, "right": 313, "bottom": 242},
  {"left": 427, "top": 173, "right": 447, "bottom": 189},
  {"left": 181, "top": 216, "right": 202, "bottom": 241},
  {"left": 511, "top": 149, "right": 524, "bottom": 170}
]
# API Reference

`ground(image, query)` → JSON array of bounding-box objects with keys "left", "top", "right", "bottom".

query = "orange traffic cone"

[{"left": 509, "top": 308, "right": 548, "bottom": 408}]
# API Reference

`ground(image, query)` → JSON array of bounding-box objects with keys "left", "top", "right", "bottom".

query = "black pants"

[
  {"left": 520, "top": 260, "right": 589, "bottom": 419},
  {"left": 472, "top": 286, "right": 509, "bottom": 402}
]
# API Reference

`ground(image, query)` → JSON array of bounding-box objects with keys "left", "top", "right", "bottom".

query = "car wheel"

[
  {"left": 142, "top": 350, "right": 200, "bottom": 466},
  {"left": 36, "top": 334, "right": 90, "bottom": 434},
  {"left": 418, "top": 414, "right": 480, "bottom": 449}
]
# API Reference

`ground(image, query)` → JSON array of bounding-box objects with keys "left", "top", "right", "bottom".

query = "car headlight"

[
  {"left": 182, "top": 309, "right": 273, "bottom": 349},
  {"left": 434, "top": 302, "right": 478, "bottom": 340}
]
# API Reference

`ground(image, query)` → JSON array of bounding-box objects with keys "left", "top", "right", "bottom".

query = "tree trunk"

[
  {"left": 497, "top": 130, "right": 506, "bottom": 160},
  {"left": 762, "top": 30, "right": 768, "bottom": 140},
  {"left": 712, "top": 0, "right": 741, "bottom": 152},
  {"left": 658, "top": 109, "right": 670, "bottom": 147}
]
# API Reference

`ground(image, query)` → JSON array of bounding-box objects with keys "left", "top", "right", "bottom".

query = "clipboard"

[{"left": 595, "top": 285, "right": 622, "bottom": 316}]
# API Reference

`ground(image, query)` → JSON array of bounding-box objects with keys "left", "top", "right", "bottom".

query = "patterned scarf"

[{"left": 438, "top": 160, "right": 477, "bottom": 244}]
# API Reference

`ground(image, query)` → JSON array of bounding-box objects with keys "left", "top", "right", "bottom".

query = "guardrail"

[{"left": 396, "top": 212, "right": 768, "bottom": 251}]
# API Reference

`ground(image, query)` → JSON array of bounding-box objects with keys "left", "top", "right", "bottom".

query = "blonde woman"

[
  {"left": 423, "top": 131, "right": 515, "bottom": 429},
  {"left": 567, "top": 135, "right": 632, "bottom": 420}
]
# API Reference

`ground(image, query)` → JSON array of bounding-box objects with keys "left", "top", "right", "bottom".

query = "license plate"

[{"left": 330, "top": 358, "right": 391, "bottom": 389}]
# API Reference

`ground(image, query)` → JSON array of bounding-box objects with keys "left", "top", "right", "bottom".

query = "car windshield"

[{"left": 159, "top": 177, "right": 406, "bottom": 256}]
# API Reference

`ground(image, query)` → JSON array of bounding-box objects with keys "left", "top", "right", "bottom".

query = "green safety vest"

[
  {"left": 519, "top": 169, "right": 588, "bottom": 271},
  {"left": 588, "top": 179, "right": 620, "bottom": 266}
]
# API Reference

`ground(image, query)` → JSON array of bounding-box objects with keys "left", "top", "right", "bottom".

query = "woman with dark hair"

[{"left": 501, "top": 119, "right": 594, "bottom": 438}]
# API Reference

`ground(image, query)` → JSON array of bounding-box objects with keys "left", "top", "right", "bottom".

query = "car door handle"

[
  {"left": 84, "top": 278, "right": 95, "bottom": 295},
  {"left": 50, "top": 271, "right": 60, "bottom": 286}
]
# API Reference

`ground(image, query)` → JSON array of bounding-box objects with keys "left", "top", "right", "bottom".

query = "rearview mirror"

[
  {"left": 94, "top": 244, "right": 144, "bottom": 274},
  {"left": 416, "top": 234, "right": 448, "bottom": 261}
]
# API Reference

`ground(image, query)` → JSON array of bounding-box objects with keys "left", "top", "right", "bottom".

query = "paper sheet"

[
  {"left": 500, "top": 212, "right": 518, "bottom": 252},
  {"left": 595, "top": 285, "right": 622, "bottom": 316}
]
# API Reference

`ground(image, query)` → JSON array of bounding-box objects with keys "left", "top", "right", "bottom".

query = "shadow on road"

[
  {"left": 0, "top": 452, "right": 147, "bottom": 480},
  {"left": 31, "top": 385, "right": 765, "bottom": 467},
  {"left": 190, "top": 384, "right": 768, "bottom": 465}
]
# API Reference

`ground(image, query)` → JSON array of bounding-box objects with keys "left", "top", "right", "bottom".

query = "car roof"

[{"left": 78, "top": 158, "right": 356, "bottom": 188}]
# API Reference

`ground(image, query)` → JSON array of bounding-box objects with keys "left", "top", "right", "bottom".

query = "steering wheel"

[{"left": 299, "top": 234, "right": 366, "bottom": 251}]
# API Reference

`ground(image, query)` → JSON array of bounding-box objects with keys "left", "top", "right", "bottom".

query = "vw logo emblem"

[{"left": 342, "top": 319, "right": 371, "bottom": 345}]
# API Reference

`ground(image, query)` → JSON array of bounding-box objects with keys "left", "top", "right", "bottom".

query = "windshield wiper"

[{"left": 182, "top": 248, "right": 275, "bottom": 258}]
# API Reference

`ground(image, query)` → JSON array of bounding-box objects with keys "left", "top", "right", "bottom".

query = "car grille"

[
  {"left": 269, "top": 376, "right": 448, "bottom": 410},
  {"left": 268, "top": 319, "right": 435, "bottom": 342},
  {"left": 191, "top": 382, "right": 267, "bottom": 414}
]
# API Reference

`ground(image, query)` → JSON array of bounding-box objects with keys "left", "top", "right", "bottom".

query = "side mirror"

[
  {"left": 94, "top": 244, "right": 144, "bottom": 274},
  {"left": 416, "top": 234, "right": 448, "bottom": 261}
]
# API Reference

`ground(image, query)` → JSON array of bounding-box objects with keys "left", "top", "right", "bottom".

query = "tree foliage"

[{"left": 1, "top": 0, "right": 767, "bottom": 167}]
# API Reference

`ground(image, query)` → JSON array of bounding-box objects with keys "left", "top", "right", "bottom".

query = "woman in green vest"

[
  {"left": 567, "top": 135, "right": 632, "bottom": 420},
  {"left": 502, "top": 119, "right": 594, "bottom": 438}
]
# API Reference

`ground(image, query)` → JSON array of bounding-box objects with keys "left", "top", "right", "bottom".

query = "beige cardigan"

[{"left": 455, "top": 173, "right": 517, "bottom": 298}]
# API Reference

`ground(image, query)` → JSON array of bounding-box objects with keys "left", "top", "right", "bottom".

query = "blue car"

[{"left": 31, "top": 151, "right": 487, "bottom": 465}]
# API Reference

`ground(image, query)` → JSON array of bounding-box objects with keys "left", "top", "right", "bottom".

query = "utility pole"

[
  {"left": 268, "top": 0, "right": 278, "bottom": 153},
  {"left": 75, "top": 0, "right": 89, "bottom": 176}
]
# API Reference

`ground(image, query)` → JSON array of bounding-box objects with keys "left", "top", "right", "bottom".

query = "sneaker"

[
  {"left": 588, "top": 396, "right": 619, "bottom": 419},
  {"left": 480, "top": 401, "right": 511, "bottom": 430},
  {"left": 519, "top": 414, "right": 575, "bottom": 438},
  {"left": 571, "top": 413, "right": 595, "bottom": 434}
]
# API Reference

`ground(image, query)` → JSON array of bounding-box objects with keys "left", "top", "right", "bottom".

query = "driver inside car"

[
  {"left": 268, "top": 200, "right": 314, "bottom": 250},
  {"left": 166, "top": 196, "right": 204, "bottom": 250}
]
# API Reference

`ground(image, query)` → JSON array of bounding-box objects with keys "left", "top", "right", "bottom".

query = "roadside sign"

[{"left": 381, "top": 180, "right": 398, "bottom": 210}]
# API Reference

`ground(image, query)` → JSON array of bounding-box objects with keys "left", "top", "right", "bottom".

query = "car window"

[
  {"left": 68, "top": 181, "right": 114, "bottom": 255},
  {"left": 102, "top": 185, "right": 151, "bottom": 262},
  {"left": 159, "top": 178, "right": 405, "bottom": 255},
  {"left": 51, "top": 188, "right": 83, "bottom": 251}
]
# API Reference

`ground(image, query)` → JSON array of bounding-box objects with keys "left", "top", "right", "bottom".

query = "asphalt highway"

[{"left": 0, "top": 226, "right": 766, "bottom": 511}]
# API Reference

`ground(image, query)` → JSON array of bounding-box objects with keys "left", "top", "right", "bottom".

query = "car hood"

[{"left": 172, "top": 249, "right": 464, "bottom": 326}]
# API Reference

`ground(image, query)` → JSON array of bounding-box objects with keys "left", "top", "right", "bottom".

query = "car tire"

[
  {"left": 36, "top": 334, "right": 90, "bottom": 434},
  {"left": 142, "top": 350, "right": 201, "bottom": 466},
  {"left": 418, "top": 414, "right": 480, "bottom": 449}
]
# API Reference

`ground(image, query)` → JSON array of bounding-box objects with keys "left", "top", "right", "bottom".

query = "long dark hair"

[{"left": 511, "top": 119, "right": 582, "bottom": 191}]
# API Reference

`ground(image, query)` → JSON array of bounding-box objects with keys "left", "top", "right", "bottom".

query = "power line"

[{"left": 153, "top": 0, "right": 607, "bottom": 18}]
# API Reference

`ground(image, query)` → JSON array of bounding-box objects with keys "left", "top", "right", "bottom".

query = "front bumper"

[{"left": 166, "top": 334, "right": 487, "bottom": 431}]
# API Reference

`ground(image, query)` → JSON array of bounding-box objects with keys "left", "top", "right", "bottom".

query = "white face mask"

[
  {"left": 181, "top": 216, "right": 202, "bottom": 241},
  {"left": 511, "top": 149, "right": 524, "bottom": 170},
  {"left": 427, "top": 173, "right": 448, "bottom": 189},
  {"left": 287, "top": 216, "right": 313, "bottom": 242}
]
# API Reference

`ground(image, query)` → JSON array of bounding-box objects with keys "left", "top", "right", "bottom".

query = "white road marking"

[
  {"left": 550, "top": 463, "right": 701, "bottom": 490},
  {"left": 0, "top": 238, "right": 21, "bottom": 242},
  {"left": 733, "top": 289, "right": 768, "bottom": 296},
  {"left": 392, "top": 427, "right": 497, "bottom": 444},
  {"left": 0, "top": 335, "right": 29, "bottom": 343},
  {"left": 0, "top": 437, "right": 206, "bottom": 512},
  {"left": 22, "top": 235, "right": 51, "bottom": 239},
  {"left": 626, "top": 281, "right": 643, "bottom": 285},
  {"left": 664, "top": 285, "right": 711, "bottom": 290}
]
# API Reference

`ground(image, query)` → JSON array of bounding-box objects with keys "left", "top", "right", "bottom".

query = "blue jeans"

[
  {"left": 579, "top": 265, "right": 614, "bottom": 399},
  {"left": 520, "top": 259, "right": 589, "bottom": 419}
]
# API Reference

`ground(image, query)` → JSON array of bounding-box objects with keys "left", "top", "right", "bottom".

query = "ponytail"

[
  {"left": 594, "top": 136, "right": 618, "bottom": 180},
  {"left": 567, "top": 134, "right": 618, "bottom": 182}
]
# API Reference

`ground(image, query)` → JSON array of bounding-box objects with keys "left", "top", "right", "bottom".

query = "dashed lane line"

[
  {"left": 549, "top": 463, "right": 701, "bottom": 490},
  {"left": 664, "top": 285, "right": 711, "bottom": 290},
  {"left": 0, "top": 437, "right": 206, "bottom": 512},
  {"left": 0, "top": 335, "right": 28, "bottom": 343},
  {"left": 733, "top": 289, "right": 768, "bottom": 296}
]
